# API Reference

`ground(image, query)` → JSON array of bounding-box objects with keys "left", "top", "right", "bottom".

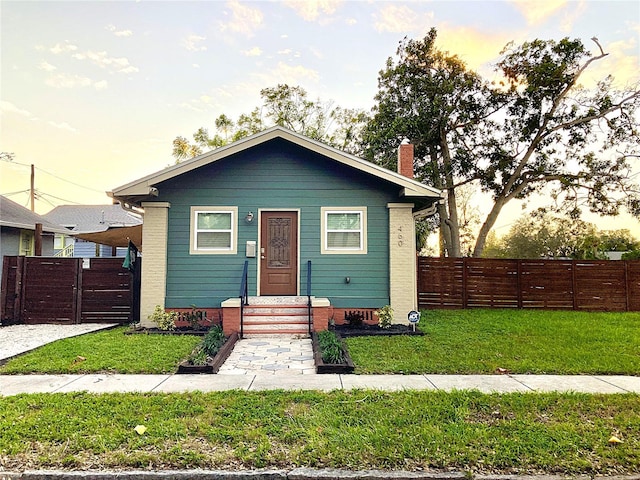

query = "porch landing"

[{"left": 245, "top": 296, "right": 310, "bottom": 305}]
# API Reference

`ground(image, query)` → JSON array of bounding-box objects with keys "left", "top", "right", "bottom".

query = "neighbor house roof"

[
  {"left": 0, "top": 195, "right": 68, "bottom": 234},
  {"left": 108, "top": 126, "right": 443, "bottom": 207},
  {"left": 43, "top": 204, "right": 142, "bottom": 234}
]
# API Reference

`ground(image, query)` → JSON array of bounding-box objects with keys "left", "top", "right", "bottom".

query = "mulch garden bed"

[
  {"left": 177, "top": 332, "right": 239, "bottom": 374},
  {"left": 331, "top": 323, "right": 424, "bottom": 337},
  {"left": 311, "top": 332, "right": 355, "bottom": 374},
  {"left": 125, "top": 326, "right": 212, "bottom": 336}
]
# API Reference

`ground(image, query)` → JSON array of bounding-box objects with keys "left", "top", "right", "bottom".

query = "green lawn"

[
  {"left": 0, "top": 390, "right": 638, "bottom": 473},
  {"left": 2, "top": 310, "right": 639, "bottom": 375},
  {"left": 0, "top": 327, "right": 201, "bottom": 374},
  {"left": 346, "top": 309, "right": 640, "bottom": 375}
]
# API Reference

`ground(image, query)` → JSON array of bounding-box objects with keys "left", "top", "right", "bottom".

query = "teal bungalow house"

[{"left": 109, "top": 127, "right": 442, "bottom": 335}]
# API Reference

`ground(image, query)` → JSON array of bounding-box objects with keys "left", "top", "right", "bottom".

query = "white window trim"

[
  {"left": 321, "top": 207, "right": 367, "bottom": 255},
  {"left": 19, "top": 230, "right": 34, "bottom": 256},
  {"left": 189, "top": 206, "right": 238, "bottom": 255}
]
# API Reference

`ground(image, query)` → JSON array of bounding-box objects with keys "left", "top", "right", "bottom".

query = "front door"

[{"left": 260, "top": 211, "right": 298, "bottom": 295}]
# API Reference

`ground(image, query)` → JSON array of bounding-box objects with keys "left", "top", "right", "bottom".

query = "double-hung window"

[
  {"left": 190, "top": 206, "right": 238, "bottom": 254},
  {"left": 321, "top": 207, "right": 367, "bottom": 254}
]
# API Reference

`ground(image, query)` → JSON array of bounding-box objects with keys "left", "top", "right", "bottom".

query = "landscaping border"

[
  {"left": 311, "top": 331, "right": 355, "bottom": 374},
  {"left": 331, "top": 324, "right": 423, "bottom": 338},
  {"left": 125, "top": 327, "right": 213, "bottom": 336},
  {"left": 177, "top": 332, "right": 239, "bottom": 374}
]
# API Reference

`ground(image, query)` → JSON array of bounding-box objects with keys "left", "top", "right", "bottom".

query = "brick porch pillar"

[
  {"left": 221, "top": 298, "right": 241, "bottom": 336},
  {"left": 312, "top": 298, "right": 330, "bottom": 332}
]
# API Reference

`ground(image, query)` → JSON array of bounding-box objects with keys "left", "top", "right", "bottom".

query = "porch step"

[{"left": 242, "top": 301, "right": 312, "bottom": 336}]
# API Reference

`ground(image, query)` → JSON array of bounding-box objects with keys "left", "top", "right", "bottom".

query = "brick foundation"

[
  {"left": 166, "top": 307, "right": 221, "bottom": 329},
  {"left": 329, "top": 307, "right": 379, "bottom": 326}
]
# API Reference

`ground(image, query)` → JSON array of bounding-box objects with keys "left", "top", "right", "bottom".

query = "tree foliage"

[
  {"left": 482, "top": 211, "right": 639, "bottom": 259},
  {"left": 172, "top": 84, "right": 368, "bottom": 162},
  {"left": 362, "top": 28, "right": 496, "bottom": 257},
  {"left": 363, "top": 29, "right": 640, "bottom": 257}
]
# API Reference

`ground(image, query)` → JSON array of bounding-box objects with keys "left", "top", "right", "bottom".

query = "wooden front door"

[{"left": 260, "top": 211, "right": 298, "bottom": 295}]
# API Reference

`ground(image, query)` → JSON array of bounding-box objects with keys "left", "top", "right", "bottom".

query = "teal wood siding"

[{"left": 159, "top": 138, "right": 404, "bottom": 309}]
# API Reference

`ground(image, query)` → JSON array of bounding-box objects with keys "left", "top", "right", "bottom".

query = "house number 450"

[{"left": 397, "top": 226, "right": 404, "bottom": 247}]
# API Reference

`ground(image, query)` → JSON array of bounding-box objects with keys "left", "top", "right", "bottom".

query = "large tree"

[
  {"left": 172, "top": 84, "right": 367, "bottom": 162},
  {"left": 363, "top": 29, "right": 640, "bottom": 257},
  {"left": 483, "top": 211, "right": 639, "bottom": 259}
]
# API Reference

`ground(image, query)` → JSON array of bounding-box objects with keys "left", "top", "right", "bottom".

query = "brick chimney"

[{"left": 397, "top": 141, "right": 414, "bottom": 179}]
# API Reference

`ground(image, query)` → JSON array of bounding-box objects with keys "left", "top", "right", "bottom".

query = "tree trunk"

[
  {"left": 473, "top": 197, "right": 506, "bottom": 257},
  {"left": 440, "top": 128, "right": 461, "bottom": 257},
  {"left": 437, "top": 202, "right": 452, "bottom": 257}
]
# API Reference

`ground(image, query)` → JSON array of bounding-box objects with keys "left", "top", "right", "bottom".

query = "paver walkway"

[{"left": 217, "top": 336, "right": 315, "bottom": 375}]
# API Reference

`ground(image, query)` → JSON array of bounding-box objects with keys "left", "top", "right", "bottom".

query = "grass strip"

[
  {"left": 346, "top": 309, "right": 640, "bottom": 375},
  {"left": 0, "top": 327, "right": 202, "bottom": 374},
  {"left": 0, "top": 390, "right": 638, "bottom": 473}
]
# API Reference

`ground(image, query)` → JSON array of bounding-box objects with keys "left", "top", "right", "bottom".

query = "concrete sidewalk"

[{"left": 1, "top": 372, "right": 639, "bottom": 396}]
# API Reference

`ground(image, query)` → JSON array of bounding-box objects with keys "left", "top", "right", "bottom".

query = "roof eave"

[
  {"left": 0, "top": 221, "right": 68, "bottom": 234},
  {"left": 109, "top": 126, "right": 444, "bottom": 205}
]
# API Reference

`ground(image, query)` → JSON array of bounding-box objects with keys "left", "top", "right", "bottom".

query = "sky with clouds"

[{"left": 1, "top": 0, "right": 639, "bottom": 235}]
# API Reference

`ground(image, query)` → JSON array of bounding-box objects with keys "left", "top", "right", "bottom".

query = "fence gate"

[{"left": 1, "top": 256, "right": 140, "bottom": 325}]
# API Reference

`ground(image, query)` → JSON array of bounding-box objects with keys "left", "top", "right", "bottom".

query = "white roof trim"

[{"left": 109, "top": 126, "right": 443, "bottom": 200}]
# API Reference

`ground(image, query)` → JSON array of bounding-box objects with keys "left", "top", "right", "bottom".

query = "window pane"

[
  {"left": 197, "top": 232, "right": 231, "bottom": 249},
  {"left": 327, "top": 213, "right": 360, "bottom": 230},
  {"left": 328, "top": 232, "right": 361, "bottom": 248},
  {"left": 197, "top": 212, "right": 231, "bottom": 230}
]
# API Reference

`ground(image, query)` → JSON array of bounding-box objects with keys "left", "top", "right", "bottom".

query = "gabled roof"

[
  {"left": 43, "top": 204, "right": 142, "bottom": 234},
  {"left": 108, "top": 126, "right": 443, "bottom": 206},
  {"left": 0, "top": 195, "right": 68, "bottom": 234}
]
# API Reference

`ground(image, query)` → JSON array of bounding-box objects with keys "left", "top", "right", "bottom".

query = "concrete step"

[
  {"left": 243, "top": 315, "right": 310, "bottom": 325},
  {"left": 243, "top": 306, "right": 309, "bottom": 316},
  {"left": 241, "top": 300, "right": 313, "bottom": 336}
]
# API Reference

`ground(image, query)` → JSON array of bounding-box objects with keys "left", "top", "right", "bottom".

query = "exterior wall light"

[{"left": 245, "top": 211, "right": 254, "bottom": 223}]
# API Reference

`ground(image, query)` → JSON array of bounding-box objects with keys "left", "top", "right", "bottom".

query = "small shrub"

[
  {"left": 187, "top": 346, "right": 208, "bottom": 366},
  {"left": 202, "top": 325, "right": 226, "bottom": 357},
  {"left": 318, "top": 330, "right": 345, "bottom": 364},
  {"left": 148, "top": 305, "right": 177, "bottom": 331},
  {"left": 375, "top": 305, "right": 393, "bottom": 329},
  {"left": 622, "top": 249, "right": 640, "bottom": 260},
  {"left": 345, "top": 311, "right": 364, "bottom": 327},
  {"left": 185, "top": 304, "right": 207, "bottom": 330}
]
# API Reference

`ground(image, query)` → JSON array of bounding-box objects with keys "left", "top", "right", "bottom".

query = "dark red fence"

[
  {"left": 1, "top": 256, "right": 140, "bottom": 325},
  {"left": 418, "top": 257, "right": 640, "bottom": 311}
]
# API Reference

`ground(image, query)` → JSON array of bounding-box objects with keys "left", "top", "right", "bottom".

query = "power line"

[
  {"left": 34, "top": 193, "right": 57, "bottom": 209},
  {"left": 0, "top": 189, "right": 31, "bottom": 197},
  {"left": 0, "top": 156, "right": 104, "bottom": 193},
  {"left": 35, "top": 190, "right": 84, "bottom": 206},
  {"left": 37, "top": 167, "right": 104, "bottom": 193}
]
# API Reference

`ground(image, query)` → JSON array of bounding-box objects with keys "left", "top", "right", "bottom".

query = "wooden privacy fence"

[
  {"left": 1, "top": 256, "right": 140, "bottom": 325},
  {"left": 418, "top": 257, "right": 640, "bottom": 311}
]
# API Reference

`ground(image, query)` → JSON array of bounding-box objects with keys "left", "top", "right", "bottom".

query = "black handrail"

[
  {"left": 306, "top": 260, "right": 312, "bottom": 335},
  {"left": 239, "top": 260, "right": 249, "bottom": 338}
]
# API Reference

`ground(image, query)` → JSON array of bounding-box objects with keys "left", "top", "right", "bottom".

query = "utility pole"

[{"left": 30, "top": 163, "right": 35, "bottom": 212}]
